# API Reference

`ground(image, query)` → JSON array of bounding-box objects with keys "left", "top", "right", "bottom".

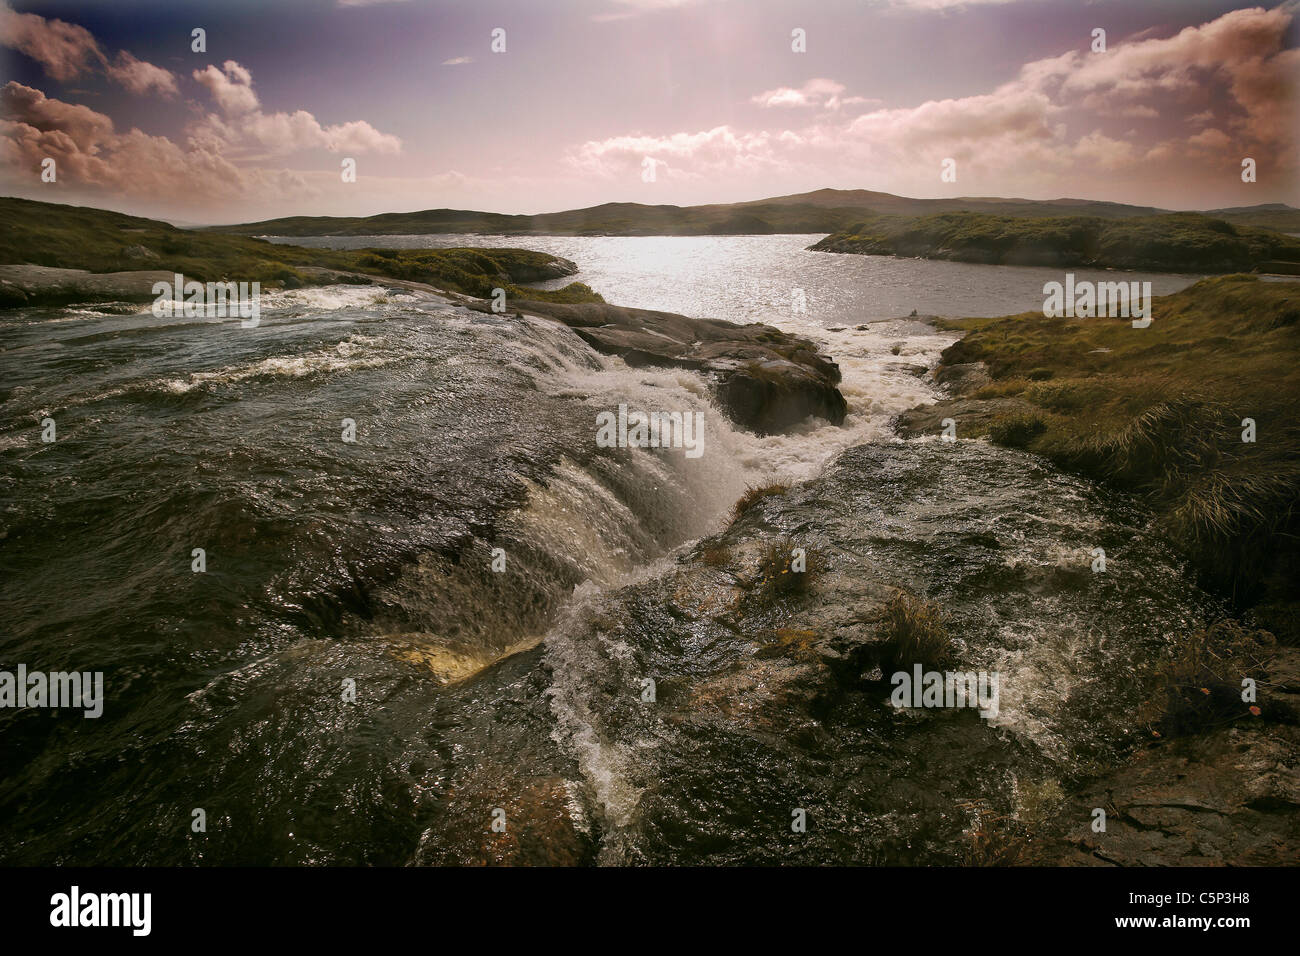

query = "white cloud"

[
  {"left": 751, "top": 79, "right": 848, "bottom": 110},
  {"left": 190, "top": 61, "right": 401, "bottom": 157}
]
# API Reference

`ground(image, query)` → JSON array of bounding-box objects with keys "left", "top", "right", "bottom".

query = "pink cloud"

[
  {"left": 570, "top": 5, "right": 1298, "bottom": 203},
  {"left": 0, "top": 2, "right": 178, "bottom": 97},
  {"left": 108, "top": 52, "right": 179, "bottom": 98}
]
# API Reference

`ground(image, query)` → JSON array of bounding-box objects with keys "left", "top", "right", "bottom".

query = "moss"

[
  {"left": 812, "top": 210, "right": 1300, "bottom": 274},
  {"left": 988, "top": 411, "right": 1048, "bottom": 448},
  {"left": 0, "top": 197, "right": 582, "bottom": 301}
]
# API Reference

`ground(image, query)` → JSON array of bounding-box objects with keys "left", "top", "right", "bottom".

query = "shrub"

[{"left": 1137, "top": 618, "right": 1274, "bottom": 739}]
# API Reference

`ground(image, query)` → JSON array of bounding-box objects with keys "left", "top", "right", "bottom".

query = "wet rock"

[
  {"left": 0, "top": 264, "right": 176, "bottom": 307},
  {"left": 1034, "top": 724, "right": 1300, "bottom": 866},
  {"left": 482, "top": 298, "right": 848, "bottom": 434},
  {"left": 497, "top": 254, "right": 578, "bottom": 283},
  {"left": 121, "top": 243, "right": 159, "bottom": 261},
  {"left": 0, "top": 279, "right": 29, "bottom": 308},
  {"left": 416, "top": 774, "right": 598, "bottom": 866},
  {"left": 933, "top": 361, "right": 991, "bottom": 394},
  {"left": 714, "top": 357, "right": 848, "bottom": 434}
]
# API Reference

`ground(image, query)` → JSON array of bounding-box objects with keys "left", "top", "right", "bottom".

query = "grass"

[
  {"left": 0, "top": 197, "right": 603, "bottom": 303},
  {"left": 875, "top": 590, "right": 952, "bottom": 673},
  {"left": 730, "top": 483, "right": 790, "bottom": 522},
  {"left": 935, "top": 274, "right": 1300, "bottom": 621},
  {"left": 1136, "top": 618, "right": 1275, "bottom": 739},
  {"left": 752, "top": 538, "right": 823, "bottom": 604},
  {"left": 812, "top": 210, "right": 1300, "bottom": 274}
]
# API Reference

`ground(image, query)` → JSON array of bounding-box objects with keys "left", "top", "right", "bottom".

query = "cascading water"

[{"left": 0, "top": 246, "right": 1209, "bottom": 865}]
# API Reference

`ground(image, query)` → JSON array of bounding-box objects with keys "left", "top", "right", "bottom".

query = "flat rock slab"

[{"left": 0, "top": 264, "right": 177, "bottom": 307}]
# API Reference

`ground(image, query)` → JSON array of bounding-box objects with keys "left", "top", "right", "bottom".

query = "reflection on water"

[{"left": 269, "top": 232, "right": 1203, "bottom": 323}]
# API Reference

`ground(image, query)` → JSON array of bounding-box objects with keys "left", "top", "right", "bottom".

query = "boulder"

[{"left": 470, "top": 298, "right": 848, "bottom": 435}]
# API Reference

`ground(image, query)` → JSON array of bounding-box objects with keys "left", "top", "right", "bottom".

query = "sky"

[{"left": 0, "top": 0, "right": 1297, "bottom": 224}]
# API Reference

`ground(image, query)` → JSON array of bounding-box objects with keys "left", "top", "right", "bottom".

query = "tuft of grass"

[
  {"left": 987, "top": 411, "right": 1048, "bottom": 448},
  {"left": 876, "top": 590, "right": 952, "bottom": 673},
  {"left": 957, "top": 803, "right": 1026, "bottom": 866},
  {"left": 752, "top": 538, "right": 823, "bottom": 604},
  {"left": 1137, "top": 618, "right": 1274, "bottom": 739},
  {"left": 730, "top": 483, "right": 789, "bottom": 522},
  {"left": 699, "top": 542, "right": 731, "bottom": 568}
]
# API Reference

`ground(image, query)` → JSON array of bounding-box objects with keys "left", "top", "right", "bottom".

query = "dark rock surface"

[
  {"left": 472, "top": 298, "right": 848, "bottom": 435},
  {"left": 1034, "top": 720, "right": 1300, "bottom": 866}
]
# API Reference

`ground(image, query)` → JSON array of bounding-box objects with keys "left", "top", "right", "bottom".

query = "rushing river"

[{"left": 0, "top": 238, "right": 1214, "bottom": 864}]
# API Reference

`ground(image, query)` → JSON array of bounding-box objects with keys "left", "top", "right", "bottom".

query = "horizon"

[
  {"left": 2, "top": 0, "right": 1297, "bottom": 222},
  {"left": 6, "top": 185, "right": 1300, "bottom": 231}
]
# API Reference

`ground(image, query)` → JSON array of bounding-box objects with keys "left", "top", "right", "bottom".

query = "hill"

[
  {"left": 809, "top": 210, "right": 1300, "bottom": 274},
  {"left": 204, "top": 188, "right": 1300, "bottom": 237}
]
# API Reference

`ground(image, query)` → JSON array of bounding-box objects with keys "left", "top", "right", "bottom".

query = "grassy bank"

[
  {"left": 923, "top": 274, "right": 1300, "bottom": 631},
  {"left": 0, "top": 197, "right": 602, "bottom": 303},
  {"left": 812, "top": 210, "right": 1300, "bottom": 274}
]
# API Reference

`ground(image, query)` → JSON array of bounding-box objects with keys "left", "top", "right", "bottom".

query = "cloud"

[
  {"left": 573, "top": 5, "right": 1298, "bottom": 200},
  {"left": 107, "top": 52, "right": 179, "bottom": 98},
  {"left": 441, "top": 56, "right": 474, "bottom": 66},
  {"left": 568, "top": 125, "right": 785, "bottom": 181},
  {"left": 193, "top": 60, "right": 260, "bottom": 114},
  {"left": 0, "top": 3, "right": 101, "bottom": 82},
  {"left": 887, "top": 0, "right": 1022, "bottom": 8},
  {"left": 1, "top": 81, "right": 247, "bottom": 198},
  {"left": 593, "top": 0, "right": 705, "bottom": 21},
  {"left": 190, "top": 61, "right": 400, "bottom": 157},
  {"left": 0, "top": 2, "right": 178, "bottom": 97},
  {"left": 751, "top": 79, "right": 848, "bottom": 110},
  {"left": 1, "top": 61, "right": 401, "bottom": 212},
  {"left": 1006, "top": 5, "right": 1297, "bottom": 148}
]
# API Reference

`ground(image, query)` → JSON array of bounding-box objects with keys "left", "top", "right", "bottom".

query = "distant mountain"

[{"left": 205, "top": 188, "right": 1300, "bottom": 238}]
